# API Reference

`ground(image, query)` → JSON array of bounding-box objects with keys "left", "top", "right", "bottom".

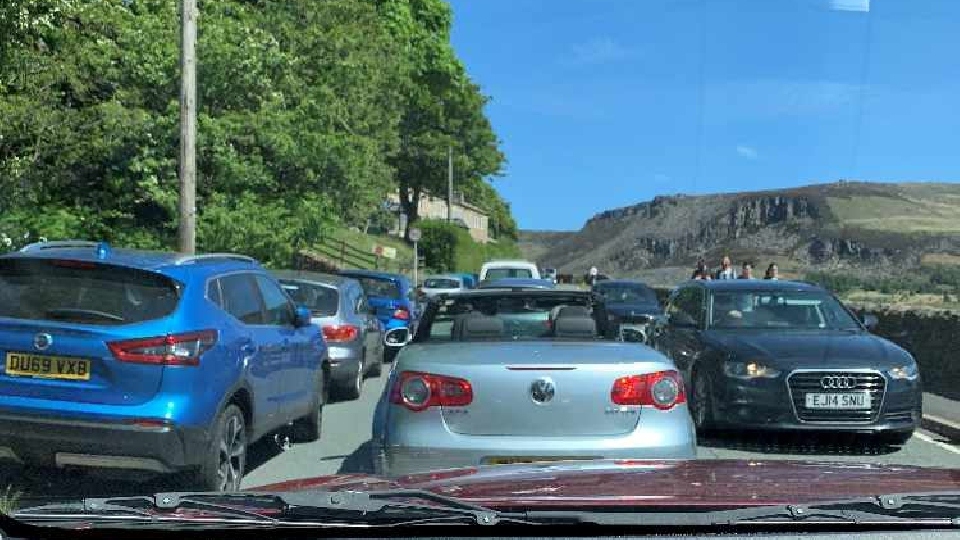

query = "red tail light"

[
  {"left": 108, "top": 330, "right": 217, "bottom": 366},
  {"left": 611, "top": 370, "right": 686, "bottom": 410},
  {"left": 390, "top": 371, "right": 473, "bottom": 411},
  {"left": 393, "top": 307, "right": 410, "bottom": 320},
  {"left": 322, "top": 324, "right": 359, "bottom": 343}
]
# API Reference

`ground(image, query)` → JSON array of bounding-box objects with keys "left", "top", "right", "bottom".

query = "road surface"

[{"left": 1, "top": 369, "right": 957, "bottom": 503}]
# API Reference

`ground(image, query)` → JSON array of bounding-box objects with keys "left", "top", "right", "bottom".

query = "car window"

[
  {"left": 594, "top": 283, "right": 659, "bottom": 304},
  {"left": 485, "top": 268, "right": 533, "bottom": 279},
  {"left": 667, "top": 287, "right": 702, "bottom": 327},
  {"left": 220, "top": 273, "right": 265, "bottom": 325},
  {"left": 424, "top": 278, "right": 460, "bottom": 288},
  {"left": 206, "top": 279, "right": 223, "bottom": 308},
  {"left": 355, "top": 289, "right": 368, "bottom": 315},
  {"left": 280, "top": 280, "right": 338, "bottom": 317},
  {"left": 354, "top": 277, "right": 401, "bottom": 299},
  {"left": 0, "top": 258, "right": 181, "bottom": 325},
  {"left": 708, "top": 290, "right": 860, "bottom": 330},
  {"left": 255, "top": 275, "right": 295, "bottom": 326}
]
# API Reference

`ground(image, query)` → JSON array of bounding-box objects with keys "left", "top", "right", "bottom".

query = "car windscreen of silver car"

[
  {"left": 0, "top": 259, "right": 181, "bottom": 325},
  {"left": 281, "top": 282, "right": 338, "bottom": 316}
]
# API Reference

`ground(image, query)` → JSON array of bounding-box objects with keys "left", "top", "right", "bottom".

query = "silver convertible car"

[{"left": 371, "top": 289, "right": 697, "bottom": 477}]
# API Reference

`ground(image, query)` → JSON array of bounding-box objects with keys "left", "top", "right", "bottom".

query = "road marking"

[{"left": 914, "top": 431, "right": 960, "bottom": 455}]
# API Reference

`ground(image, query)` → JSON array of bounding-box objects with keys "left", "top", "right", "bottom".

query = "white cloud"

[
  {"left": 736, "top": 145, "right": 759, "bottom": 160},
  {"left": 566, "top": 37, "right": 633, "bottom": 66}
]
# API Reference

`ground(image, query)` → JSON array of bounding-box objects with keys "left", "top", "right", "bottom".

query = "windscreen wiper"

[
  {"left": 12, "top": 489, "right": 514, "bottom": 529},
  {"left": 522, "top": 492, "right": 960, "bottom": 527}
]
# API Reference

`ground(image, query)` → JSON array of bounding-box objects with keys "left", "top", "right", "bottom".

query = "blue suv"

[
  {"left": 336, "top": 269, "right": 418, "bottom": 361},
  {"left": 0, "top": 241, "right": 327, "bottom": 491}
]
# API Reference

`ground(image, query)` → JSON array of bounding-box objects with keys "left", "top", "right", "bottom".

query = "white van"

[{"left": 479, "top": 260, "right": 541, "bottom": 281}]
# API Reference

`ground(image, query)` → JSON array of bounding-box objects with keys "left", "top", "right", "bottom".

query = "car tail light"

[
  {"left": 322, "top": 324, "right": 359, "bottom": 343},
  {"left": 390, "top": 371, "right": 473, "bottom": 411},
  {"left": 610, "top": 370, "right": 686, "bottom": 410},
  {"left": 108, "top": 330, "right": 217, "bottom": 366},
  {"left": 393, "top": 307, "right": 410, "bottom": 320}
]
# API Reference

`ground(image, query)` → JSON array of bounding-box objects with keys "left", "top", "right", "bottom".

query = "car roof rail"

[
  {"left": 174, "top": 253, "right": 257, "bottom": 266},
  {"left": 19, "top": 240, "right": 100, "bottom": 252}
]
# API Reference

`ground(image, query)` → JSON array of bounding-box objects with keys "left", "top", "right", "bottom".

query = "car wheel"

[
  {"left": 195, "top": 404, "right": 246, "bottom": 492},
  {"left": 384, "top": 347, "right": 399, "bottom": 363},
  {"left": 692, "top": 371, "right": 715, "bottom": 432},
  {"left": 341, "top": 359, "right": 363, "bottom": 401},
  {"left": 368, "top": 351, "right": 382, "bottom": 378},
  {"left": 291, "top": 374, "right": 325, "bottom": 443}
]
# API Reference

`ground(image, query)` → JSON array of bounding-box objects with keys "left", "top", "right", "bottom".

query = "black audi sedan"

[
  {"left": 653, "top": 279, "right": 921, "bottom": 445},
  {"left": 592, "top": 279, "right": 663, "bottom": 343}
]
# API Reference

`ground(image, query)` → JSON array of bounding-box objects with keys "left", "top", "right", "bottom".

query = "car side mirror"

[
  {"left": 862, "top": 313, "right": 879, "bottom": 330},
  {"left": 384, "top": 327, "right": 412, "bottom": 347},
  {"left": 294, "top": 306, "right": 312, "bottom": 328}
]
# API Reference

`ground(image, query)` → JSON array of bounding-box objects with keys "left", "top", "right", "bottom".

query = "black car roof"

[
  {"left": 684, "top": 279, "right": 823, "bottom": 292},
  {"left": 593, "top": 279, "right": 653, "bottom": 287}
]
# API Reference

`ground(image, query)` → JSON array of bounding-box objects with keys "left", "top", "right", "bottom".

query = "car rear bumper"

[
  {"left": 326, "top": 345, "right": 363, "bottom": 386},
  {"left": 0, "top": 412, "right": 208, "bottom": 473},
  {"left": 377, "top": 405, "right": 697, "bottom": 477}
]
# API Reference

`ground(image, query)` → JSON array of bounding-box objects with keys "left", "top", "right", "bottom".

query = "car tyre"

[
  {"left": 368, "top": 352, "right": 382, "bottom": 378},
  {"left": 195, "top": 404, "right": 246, "bottom": 492},
  {"left": 341, "top": 359, "right": 364, "bottom": 401},
  {"left": 384, "top": 347, "right": 399, "bottom": 363},
  {"left": 292, "top": 374, "right": 325, "bottom": 443},
  {"left": 692, "top": 370, "right": 715, "bottom": 433}
]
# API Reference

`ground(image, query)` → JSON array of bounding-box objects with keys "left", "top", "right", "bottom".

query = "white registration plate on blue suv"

[{"left": 805, "top": 392, "right": 870, "bottom": 410}]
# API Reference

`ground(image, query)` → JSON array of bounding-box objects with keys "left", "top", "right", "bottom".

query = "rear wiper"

[
  {"left": 44, "top": 308, "right": 124, "bottom": 323},
  {"left": 13, "top": 489, "right": 512, "bottom": 528},
  {"left": 523, "top": 492, "right": 960, "bottom": 527}
]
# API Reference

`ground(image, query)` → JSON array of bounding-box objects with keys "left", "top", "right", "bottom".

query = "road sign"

[
  {"left": 409, "top": 228, "right": 422, "bottom": 242},
  {"left": 372, "top": 245, "right": 397, "bottom": 260}
]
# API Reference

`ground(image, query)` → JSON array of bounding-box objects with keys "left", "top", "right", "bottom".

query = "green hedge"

[{"left": 418, "top": 219, "right": 520, "bottom": 274}]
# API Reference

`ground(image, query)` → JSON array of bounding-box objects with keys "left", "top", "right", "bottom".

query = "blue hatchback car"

[
  {"left": 336, "top": 269, "right": 418, "bottom": 361},
  {"left": 0, "top": 241, "right": 327, "bottom": 491}
]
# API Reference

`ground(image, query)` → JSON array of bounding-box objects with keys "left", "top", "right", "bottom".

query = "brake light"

[
  {"left": 610, "top": 370, "right": 686, "bottom": 410},
  {"left": 108, "top": 330, "right": 217, "bottom": 366},
  {"left": 322, "top": 324, "right": 359, "bottom": 343},
  {"left": 390, "top": 371, "right": 473, "bottom": 411},
  {"left": 393, "top": 307, "right": 410, "bottom": 320}
]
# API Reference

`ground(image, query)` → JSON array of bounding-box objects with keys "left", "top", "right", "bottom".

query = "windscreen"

[
  {"left": 484, "top": 267, "right": 533, "bottom": 279},
  {"left": 420, "top": 294, "right": 600, "bottom": 342},
  {"left": 280, "top": 280, "right": 338, "bottom": 316},
  {"left": 355, "top": 277, "right": 401, "bottom": 299},
  {"left": 594, "top": 282, "right": 659, "bottom": 304},
  {"left": 0, "top": 258, "right": 180, "bottom": 325},
  {"left": 709, "top": 290, "right": 861, "bottom": 330},
  {"left": 424, "top": 278, "right": 460, "bottom": 289}
]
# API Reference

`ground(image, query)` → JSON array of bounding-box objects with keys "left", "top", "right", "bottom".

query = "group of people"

[{"left": 691, "top": 256, "right": 779, "bottom": 281}]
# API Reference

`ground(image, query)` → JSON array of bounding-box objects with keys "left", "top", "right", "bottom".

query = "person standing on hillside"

[
  {"left": 764, "top": 263, "right": 779, "bottom": 280},
  {"left": 739, "top": 261, "right": 754, "bottom": 279},
  {"left": 691, "top": 258, "right": 709, "bottom": 280},
  {"left": 715, "top": 256, "right": 737, "bottom": 280}
]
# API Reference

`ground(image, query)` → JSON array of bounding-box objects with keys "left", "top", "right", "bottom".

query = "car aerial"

[
  {"left": 420, "top": 274, "right": 468, "bottom": 298},
  {"left": 652, "top": 279, "right": 921, "bottom": 445},
  {"left": 0, "top": 241, "right": 327, "bottom": 491},
  {"left": 477, "top": 277, "right": 557, "bottom": 290},
  {"left": 274, "top": 271, "right": 384, "bottom": 401},
  {"left": 370, "top": 288, "right": 696, "bottom": 477},
  {"left": 592, "top": 279, "right": 663, "bottom": 344},
  {"left": 337, "top": 269, "right": 419, "bottom": 362},
  {"left": 479, "top": 259, "right": 540, "bottom": 282}
]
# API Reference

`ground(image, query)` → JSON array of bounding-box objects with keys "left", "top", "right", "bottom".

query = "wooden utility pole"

[{"left": 178, "top": 0, "right": 198, "bottom": 254}]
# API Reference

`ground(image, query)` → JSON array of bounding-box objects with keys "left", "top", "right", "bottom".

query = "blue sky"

[{"left": 447, "top": 0, "right": 960, "bottom": 230}]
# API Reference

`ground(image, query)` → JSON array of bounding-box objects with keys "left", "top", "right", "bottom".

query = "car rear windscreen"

[
  {"left": 281, "top": 281, "right": 338, "bottom": 316},
  {"left": 485, "top": 268, "right": 533, "bottom": 279},
  {"left": 355, "top": 277, "right": 401, "bottom": 299},
  {"left": 424, "top": 278, "right": 460, "bottom": 289},
  {"left": 0, "top": 258, "right": 181, "bottom": 325}
]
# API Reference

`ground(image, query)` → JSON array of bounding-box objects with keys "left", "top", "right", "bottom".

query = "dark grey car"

[
  {"left": 653, "top": 280, "right": 921, "bottom": 445},
  {"left": 274, "top": 271, "right": 385, "bottom": 401}
]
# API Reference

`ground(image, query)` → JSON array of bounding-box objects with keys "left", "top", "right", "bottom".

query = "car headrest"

[
  {"left": 555, "top": 305, "right": 591, "bottom": 319},
  {"left": 451, "top": 311, "right": 482, "bottom": 339},
  {"left": 553, "top": 316, "right": 597, "bottom": 339},
  {"left": 460, "top": 316, "right": 505, "bottom": 339}
]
